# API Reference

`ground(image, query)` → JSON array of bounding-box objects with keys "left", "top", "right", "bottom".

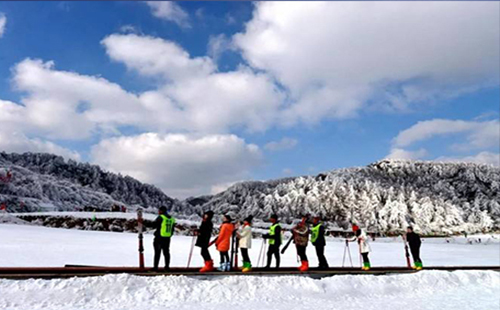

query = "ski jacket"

[
  {"left": 293, "top": 224, "right": 309, "bottom": 247},
  {"left": 154, "top": 214, "right": 175, "bottom": 238},
  {"left": 264, "top": 223, "right": 282, "bottom": 246},
  {"left": 406, "top": 232, "right": 421, "bottom": 249},
  {"left": 238, "top": 225, "right": 252, "bottom": 249},
  {"left": 216, "top": 222, "right": 235, "bottom": 252},
  {"left": 349, "top": 230, "right": 371, "bottom": 253},
  {"left": 311, "top": 223, "right": 326, "bottom": 246},
  {"left": 195, "top": 220, "right": 213, "bottom": 248}
]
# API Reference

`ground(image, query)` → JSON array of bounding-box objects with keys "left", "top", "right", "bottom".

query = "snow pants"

[
  {"left": 219, "top": 251, "right": 230, "bottom": 263},
  {"left": 266, "top": 244, "right": 280, "bottom": 268},
  {"left": 153, "top": 237, "right": 171, "bottom": 269},
  {"left": 361, "top": 252, "right": 370, "bottom": 264},
  {"left": 296, "top": 245, "right": 308, "bottom": 262},
  {"left": 315, "top": 245, "right": 329, "bottom": 268},
  {"left": 410, "top": 246, "right": 422, "bottom": 264},
  {"left": 241, "top": 248, "right": 251, "bottom": 264},
  {"left": 200, "top": 247, "right": 211, "bottom": 262}
]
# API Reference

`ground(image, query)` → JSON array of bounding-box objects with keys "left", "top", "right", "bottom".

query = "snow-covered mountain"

[
  {"left": 186, "top": 160, "right": 500, "bottom": 234},
  {"left": 2, "top": 152, "right": 499, "bottom": 234},
  {"left": 0, "top": 152, "right": 179, "bottom": 212}
]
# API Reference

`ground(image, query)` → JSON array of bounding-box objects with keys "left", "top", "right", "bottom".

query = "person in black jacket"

[
  {"left": 262, "top": 214, "right": 282, "bottom": 269},
  {"left": 406, "top": 226, "right": 423, "bottom": 270},
  {"left": 311, "top": 216, "right": 329, "bottom": 269},
  {"left": 197, "top": 210, "right": 215, "bottom": 272},
  {"left": 153, "top": 206, "right": 176, "bottom": 271}
]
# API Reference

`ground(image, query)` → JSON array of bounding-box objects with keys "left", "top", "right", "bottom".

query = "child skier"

[
  {"left": 263, "top": 214, "right": 282, "bottom": 269},
  {"left": 406, "top": 226, "right": 423, "bottom": 270},
  {"left": 237, "top": 216, "right": 253, "bottom": 272},
  {"left": 347, "top": 228, "right": 371, "bottom": 270},
  {"left": 210, "top": 214, "right": 235, "bottom": 271},
  {"left": 292, "top": 214, "right": 310, "bottom": 271},
  {"left": 196, "top": 210, "right": 214, "bottom": 272},
  {"left": 311, "top": 215, "right": 329, "bottom": 269},
  {"left": 153, "top": 206, "right": 176, "bottom": 271}
]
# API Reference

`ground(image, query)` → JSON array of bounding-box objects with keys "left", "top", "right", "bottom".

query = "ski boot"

[
  {"left": 242, "top": 262, "right": 252, "bottom": 273},
  {"left": 200, "top": 260, "right": 214, "bottom": 272},
  {"left": 362, "top": 262, "right": 371, "bottom": 271},
  {"left": 299, "top": 261, "right": 309, "bottom": 272},
  {"left": 415, "top": 262, "right": 423, "bottom": 270}
]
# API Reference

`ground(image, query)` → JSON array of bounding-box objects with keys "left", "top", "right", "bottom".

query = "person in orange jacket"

[{"left": 210, "top": 214, "right": 234, "bottom": 271}]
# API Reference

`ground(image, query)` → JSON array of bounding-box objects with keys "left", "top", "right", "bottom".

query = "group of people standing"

[{"left": 152, "top": 207, "right": 423, "bottom": 272}]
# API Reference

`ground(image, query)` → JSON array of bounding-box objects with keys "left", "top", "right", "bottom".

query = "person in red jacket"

[{"left": 210, "top": 214, "right": 234, "bottom": 271}]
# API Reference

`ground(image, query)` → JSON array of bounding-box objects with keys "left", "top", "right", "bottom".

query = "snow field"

[
  {"left": 0, "top": 271, "right": 498, "bottom": 310},
  {"left": 0, "top": 224, "right": 499, "bottom": 268}
]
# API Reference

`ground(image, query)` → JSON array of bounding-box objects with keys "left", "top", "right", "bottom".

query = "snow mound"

[{"left": 0, "top": 271, "right": 498, "bottom": 310}]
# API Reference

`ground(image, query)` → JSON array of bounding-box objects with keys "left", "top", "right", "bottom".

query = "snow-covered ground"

[
  {"left": 0, "top": 271, "right": 498, "bottom": 310},
  {"left": 0, "top": 224, "right": 499, "bottom": 310},
  {"left": 0, "top": 224, "right": 498, "bottom": 267}
]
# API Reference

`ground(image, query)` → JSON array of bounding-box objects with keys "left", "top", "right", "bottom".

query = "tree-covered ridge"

[
  {"left": 0, "top": 152, "right": 179, "bottom": 212},
  {"left": 192, "top": 159, "right": 499, "bottom": 234}
]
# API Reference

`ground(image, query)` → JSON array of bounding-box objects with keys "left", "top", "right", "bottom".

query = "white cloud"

[
  {"left": 145, "top": 2, "right": 190, "bottom": 28},
  {"left": 11, "top": 58, "right": 145, "bottom": 140},
  {"left": 264, "top": 137, "right": 298, "bottom": 151},
  {"left": 207, "top": 34, "right": 231, "bottom": 62},
  {"left": 0, "top": 100, "right": 80, "bottom": 160},
  {"left": 0, "top": 13, "right": 6, "bottom": 38},
  {"left": 282, "top": 168, "right": 293, "bottom": 175},
  {"left": 393, "top": 119, "right": 499, "bottom": 150},
  {"left": 387, "top": 118, "right": 500, "bottom": 166},
  {"left": 91, "top": 133, "right": 262, "bottom": 198},
  {"left": 436, "top": 152, "right": 499, "bottom": 167},
  {"left": 102, "top": 33, "right": 284, "bottom": 133},
  {"left": 234, "top": 2, "right": 500, "bottom": 125},
  {"left": 386, "top": 148, "right": 428, "bottom": 161}
]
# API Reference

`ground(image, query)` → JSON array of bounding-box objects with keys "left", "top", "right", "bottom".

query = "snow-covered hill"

[
  {"left": 0, "top": 152, "right": 180, "bottom": 213},
  {"left": 187, "top": 159, "right": 500, "bottom": 234}
]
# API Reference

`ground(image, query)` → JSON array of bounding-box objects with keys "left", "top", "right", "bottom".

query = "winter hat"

[
  {"left": 244, "top": 215, "right": 253, "bottom": 223},
  {"left": 223, "top": 214, "right": 232, "bottom": 222},
  {"left": 204, "top": 210, "right": 214, "bottom": 220},
  {"left": 159, "top": 206, "right": 167, "bottom": 214},
  {"left": 270, "top": 214, "right": 278, "bottom": 220}
]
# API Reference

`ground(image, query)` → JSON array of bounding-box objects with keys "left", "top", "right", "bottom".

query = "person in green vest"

[
  {"left": 262, "top": 214, "right": 282, "bottom": 269},
  {"left": 153, "top": 206, "right": 176, "bottom": 271},
  {"left": 311, "top": 215, "right": 329, "bottom": 270}
]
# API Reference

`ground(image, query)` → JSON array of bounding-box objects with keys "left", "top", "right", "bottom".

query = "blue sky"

[{"left": 0, "top": 2, "right": 498, "bottom": 198}]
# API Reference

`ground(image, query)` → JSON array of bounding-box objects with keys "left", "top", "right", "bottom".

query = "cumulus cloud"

[
  {"left": 0, "top": 13, "right": 6, "bottom": 38},
  {"left": 91, "top": 133, "right": 262, "bottom": 198},
  {"left": 145, "top": 2, "right": 190, "bottom": 28},
  {"left": 264, "top": 137, "right": 298, "bottom": 151},
  {"left": 102, "top": 33, "right": 284, "bottom": 133},
  {"left": 0, "top": 99, "right": 80, "bottom": 160},
  {"left": 387, "top": 118, "right": 500, "bottom": 166},
  {"left": 234, "top": 2, "right": 499, "bottom": 125},
  {"left": 393, "top": 119, "right": 500, "bottom": 150},
  {"left": 436, "top": 152, "right": 499, "bottom": 167},
  {"left": 386, "top": 148, "right": 428, "bottom": 161},
  {"left": 11, "top": 58, "right": 146, "bottom": 139}
]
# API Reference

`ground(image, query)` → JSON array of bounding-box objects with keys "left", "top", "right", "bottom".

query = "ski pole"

[
  {"left": 403, "top": 234, "right": 411, "bottom": 268},
  {"left": 257, "top": 238, "right": 265, "bottom": 267},
  {"left": 187, "top": 235, "right": 196, "bottom": 268},
  {"left": 342, "top": 240, "right": 347, "bottom": 267}
]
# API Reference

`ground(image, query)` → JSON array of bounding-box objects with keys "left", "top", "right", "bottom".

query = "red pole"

[{"left": 137, "top": 209, "right": 145, "bottom": 269}]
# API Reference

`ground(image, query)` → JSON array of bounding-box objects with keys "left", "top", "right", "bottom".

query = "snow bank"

[{"left": 0, "top": 271, "right": 498, "bottom": 310}]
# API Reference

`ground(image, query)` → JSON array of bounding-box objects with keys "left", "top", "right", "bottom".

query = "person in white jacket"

[
  {"left": 237, "top": 216, "right": 253, "bottom": 272},
  {"left": 346, "top": 228, "right": 372, "bottom": 270}
]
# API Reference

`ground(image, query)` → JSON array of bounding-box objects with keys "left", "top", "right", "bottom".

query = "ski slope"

[
  {"left": 0, "top": 224, "right": 499, "bottom": 310},
  {"left": 0, "top": 224, "right": 498, "bottom": 268}
]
